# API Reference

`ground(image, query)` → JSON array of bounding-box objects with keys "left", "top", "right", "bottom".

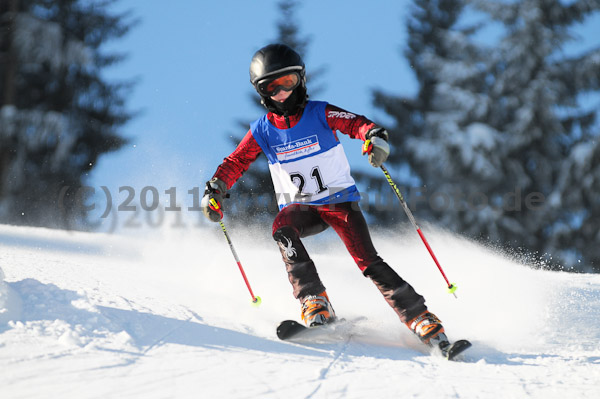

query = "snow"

[{"left": 1, "top": 222, "right": 599, "bottom": 398}]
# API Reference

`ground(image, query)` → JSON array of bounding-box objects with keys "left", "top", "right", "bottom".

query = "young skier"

[{"left": 201, "top": 44, "right": 448, "bottom": 348}]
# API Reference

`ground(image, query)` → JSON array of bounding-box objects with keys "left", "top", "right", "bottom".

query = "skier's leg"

[
  {"left": 362, "top": 260, "right": 428, "bottom": 324},
  {"left": 318, "top": 202, "right": 427, "bottom": 323},
  {"left": 273, "top": 205, "right": 336, "bottom": 326},
  {"left": 272, "top": 204, "right": 329, "bottom": 300}
]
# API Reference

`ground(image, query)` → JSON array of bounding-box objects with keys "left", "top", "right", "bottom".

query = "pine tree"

[
  {"left": 367, "top": 0, "right": 481, "bottom": 225},
  {"left": 396, "top": 0, "right": 505, "bottom": 239},
  {"left": 0, "top": 0, "right": 134, "bottom": 228},
  {"left": 374, "top": 0, "right": 600, "bottom": 271},
  {"left": 470, "top": 0, "right": 600, "bottom": 270}
]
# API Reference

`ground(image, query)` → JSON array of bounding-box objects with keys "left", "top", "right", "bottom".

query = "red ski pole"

[
  {"left": 380, "top": 165, "right": 458, "bottom": 298},
  {"left": 210, "top": 199, "right": 262, "bottom": 306}
]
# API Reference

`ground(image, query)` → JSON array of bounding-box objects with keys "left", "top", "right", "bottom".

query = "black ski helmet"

[{"left": 249, "top": 44, "right": 307, "bottom": 115}]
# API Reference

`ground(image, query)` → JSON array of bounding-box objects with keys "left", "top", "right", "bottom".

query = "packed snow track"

[{"left": 1, "top": 224, "right": 599, "bottom": 398}]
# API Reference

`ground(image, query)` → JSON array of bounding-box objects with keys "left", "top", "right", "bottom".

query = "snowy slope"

[{"left": 1, "top": 222, "right": 599, "bottom": 399}]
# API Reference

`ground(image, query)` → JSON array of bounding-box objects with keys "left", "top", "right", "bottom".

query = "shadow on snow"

[{"left": 3, "top": 278, "right": 565, "bottom": 367}]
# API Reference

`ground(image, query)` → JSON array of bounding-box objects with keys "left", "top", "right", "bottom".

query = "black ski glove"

[
  {"left": 362, "top": 127, "right": 390, "bottom": 168},
  {"left": 201, "top": 178, "right": 229, "bottom": 222}
]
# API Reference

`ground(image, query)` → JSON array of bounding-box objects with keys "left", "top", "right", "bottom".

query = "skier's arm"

[
  {"left": 213, "top": 129, "right": 263, "bottom": 190},
  {"left": 325, "top": 104, "right": 390, "bottom": 167},
  {"left": 324, "top": 104, "right": 377, "bottom": 141},
  {"left": 201, "top": 130, "right": 263, "bottom": 222}
]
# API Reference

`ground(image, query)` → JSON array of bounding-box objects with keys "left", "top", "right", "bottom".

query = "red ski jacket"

[{"left": 213, "top": 104, "right": 377, "bottom": 189}]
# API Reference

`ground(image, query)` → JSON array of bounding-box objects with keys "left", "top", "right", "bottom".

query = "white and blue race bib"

[{"left": 251, "top": 101, "right": 360, "bottom": 209}]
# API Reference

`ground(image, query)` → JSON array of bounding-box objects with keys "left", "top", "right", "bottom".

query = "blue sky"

[{"left": 91, "top": 0, "right": 600, "bottom": 202}]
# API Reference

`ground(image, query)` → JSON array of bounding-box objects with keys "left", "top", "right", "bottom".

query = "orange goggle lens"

[{"left": 257, "top": 73, "right": 300, "bottom": 97}]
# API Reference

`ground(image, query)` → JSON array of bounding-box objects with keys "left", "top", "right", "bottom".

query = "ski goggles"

[{"left": 256, "top": 72, "right": 301, "bottom": 97}]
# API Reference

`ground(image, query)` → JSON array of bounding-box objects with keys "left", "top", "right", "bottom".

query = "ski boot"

[
  {"left": 407, "top": 311, "right": 472, "bottom": 360},
  {"left": 406, "top": 310, "right": 449, "bottom": 348},
  {"left": 301, "top": 291, "right": 336, "bottom": 327}
]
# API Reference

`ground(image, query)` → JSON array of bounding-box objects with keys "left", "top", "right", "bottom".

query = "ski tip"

[
  {"left": 445, "top": 339, "right": 472, "bottom": 361},
  {"left": 276, "top": 320, "right": 306, "bottom": 340}
]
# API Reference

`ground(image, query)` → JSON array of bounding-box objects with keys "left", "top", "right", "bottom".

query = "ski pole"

[
  {"left": 380, "top": 165, "right": 458, "bottom": 298},
  {"left": 209, "top": 198, "right": 262, "bottom": 307}
]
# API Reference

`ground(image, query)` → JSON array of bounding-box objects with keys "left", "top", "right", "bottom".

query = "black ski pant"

[{"left": 272, "top": 202, "right": 427, "bottom": 324}]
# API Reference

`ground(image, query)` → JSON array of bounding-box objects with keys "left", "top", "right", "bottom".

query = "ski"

[
  {"left": 276, "top": 320, "right": 309, "bottom": 340},
  {"left": 440, "top": 339, "right": 472, "bottom": 361},
  {"left": 277, "top": 320, "right": 472, "bottom": 361},
  {"left": 276, "top": 318, "right": 356, "bottom": 342}
]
